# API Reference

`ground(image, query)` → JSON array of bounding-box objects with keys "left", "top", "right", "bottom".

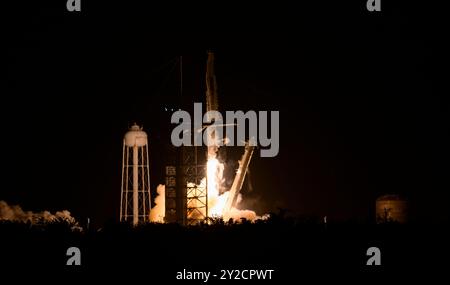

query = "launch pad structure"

[
  {"left": 164, "top": 52, "right": 256, "bottom": 225},
  {"left": 119, "top": 52, "right": 255, "bottom": 226},
  {"left": 165, "top": 145, "right": 208, "bottom": 225},
  {"left": 164, "top": 52, "right": 218, "bottom": 225}
]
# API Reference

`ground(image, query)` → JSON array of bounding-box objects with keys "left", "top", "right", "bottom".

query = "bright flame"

[
  {"left": 206, "top": 158, "right": 227, "bottom": 217},
  {"left": 204, "top": 156, "right": 262, "bottom": 222},
  {"left": 150, "top": 145, "right": 264, "bottom": 223}
]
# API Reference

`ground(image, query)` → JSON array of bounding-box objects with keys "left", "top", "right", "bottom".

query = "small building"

[{"left": 376, "top": 194, "right": 408, "bottom": 223}]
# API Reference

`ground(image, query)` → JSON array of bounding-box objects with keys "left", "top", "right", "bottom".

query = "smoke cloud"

[
  {"left": 149, "top": 184, "right": 165, "bottom": 223},
  {"left": 223, "top": 194, "right": 269, "bottom": 222},
  {"left": 0, "top": 200, "right": 77, "bottom": 225}
]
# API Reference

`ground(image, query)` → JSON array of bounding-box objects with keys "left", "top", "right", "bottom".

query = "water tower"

[{"left": 120, "top": 123, "right": 151, "bottom": 225}]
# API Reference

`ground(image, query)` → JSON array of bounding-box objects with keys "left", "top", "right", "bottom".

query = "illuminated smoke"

[
  {"left": 149, "top": 184, "right": 165, "bottom": 222},
  {"left": 153, "top": 156, "right": 265, "bottom": 223},
  {"left": 0, "top": 200, "right": 77, "bottom": 225},
  {"left": 192, "top": 157, "right": 264, "bottom": 222},
  {"left": 153, "top": 155, "right": 264, "bottom": 223},
  {"left": 206, "top": 158, "right": 227, "bottom": 217}
]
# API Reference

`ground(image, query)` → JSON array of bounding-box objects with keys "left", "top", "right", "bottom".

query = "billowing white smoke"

[
  {"left": 206, "top": 156, "right": 267, "bottom": 222},
  {"left": 224, "top": 208, "right": 258, "bottom": 221},
  {"left": 149, "top": 184, "right": 165, "bottom": 222},
  {"left": 222, "top": 193, "right": 269, "bottom": 222},
  {"left": 0, "top": 200, "right": 77, "bottom": 225},
  {"left": 148, "top": 158, "right": 266, "bottom": 224}
]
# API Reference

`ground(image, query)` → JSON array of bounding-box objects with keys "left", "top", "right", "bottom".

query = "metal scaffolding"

[{"left": 183, "top": 146, "right": 207, "bottom": 225}]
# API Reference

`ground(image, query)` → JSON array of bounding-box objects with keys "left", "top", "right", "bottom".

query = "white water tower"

[{"left": 120, "top": 123, "right": 151, "bottom": 225}]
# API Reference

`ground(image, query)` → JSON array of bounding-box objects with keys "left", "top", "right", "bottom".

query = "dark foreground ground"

[{"left": 1, "top": 216, "right": 449, "bottom": 281}]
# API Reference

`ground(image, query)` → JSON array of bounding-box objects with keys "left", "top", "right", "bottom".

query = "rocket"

[{"left": 205, "top": 51, "right": 220, "bottom": 158}]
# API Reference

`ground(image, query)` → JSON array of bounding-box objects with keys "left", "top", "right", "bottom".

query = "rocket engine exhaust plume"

[
  {"left": 190, "top": 156, "right": 265, "bottom": 223},
  {"left": 0, "top": 200, "right": 79, "bottom": 228}
]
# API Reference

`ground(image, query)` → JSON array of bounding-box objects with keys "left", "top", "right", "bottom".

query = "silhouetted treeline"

[{"left": 0, "top": 215, "right": 449, "bottom": 278}]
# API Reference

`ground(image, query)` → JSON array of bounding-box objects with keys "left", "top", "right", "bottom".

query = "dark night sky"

[{"left": 3, "top": 1, "right": 448, "bottom": 226}]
